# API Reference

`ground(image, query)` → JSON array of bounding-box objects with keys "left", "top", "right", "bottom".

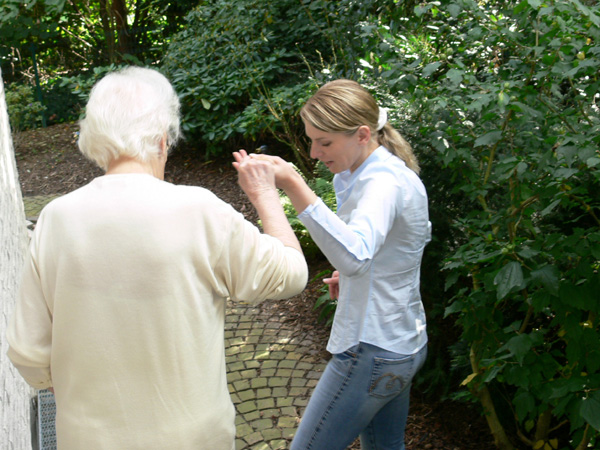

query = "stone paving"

[
  {"left": 23, "top": 195, "right": 328, "bottom": 450},
  {"left": 23, "top": 194, "right": 62, "bottom": 221},
  {"left": 226, "top": 302, "right": 327, "bottom": 450}
]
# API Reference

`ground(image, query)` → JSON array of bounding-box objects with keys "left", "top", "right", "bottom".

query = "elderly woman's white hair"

[{"left": 78, "top": 66, "right": 181, "bottom": 170}]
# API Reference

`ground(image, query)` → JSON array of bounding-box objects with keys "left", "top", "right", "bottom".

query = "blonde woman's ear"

[{"left": 357, "top": 125, "right": 372, "bottom": 144}]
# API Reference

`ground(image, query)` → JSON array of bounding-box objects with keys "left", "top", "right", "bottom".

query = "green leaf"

[
  {"left": 483, "top": 364, "right": 503, "bottom": 383},
  {"left": 505, "top": 333, "right": 534, "bottom": 365},
  {"left": 474, "top": 131, "right": 503, "bottom": 147},
  {"left": 587, "top": 157, "right": 600, "bottom": 168},
  {"left": 422, "top": 62, "right": 442, "bottom": 77},
  {"left": 445, "top": 69, "right": 464, "bottom": 85},
  {"left": 494, "top": 261, "right": 524, "bottom": 300},
  {"left": 414, "top": 4, "right": 431, "bottom": 16},
  {"left": 514, "top": 390, "right": 536, "bottom": 419},
  {"left": 531, "top": 265, "right": 559, "bottom": 297},
  {"left": 446, "top": 4, "right": 462, "bottom": 17},
  {"left": 517, "top": 246, "right": 539, "bottom": 259},
  {"left": 444, "top": 299, "right": 465, "bottom": 317},
  {"left": 314, "top": 292, "right": 331, "bottom": 309},
  {"left": 580, "top": 391, "right": 600, "bottom": 432},
  {"left": 540, "top": 199, "right": 561, "bottom": 217}
]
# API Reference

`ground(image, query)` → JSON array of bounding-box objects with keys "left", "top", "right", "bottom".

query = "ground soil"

[{"left": 13, "top": 122, "right": 496, "bottom": 450}]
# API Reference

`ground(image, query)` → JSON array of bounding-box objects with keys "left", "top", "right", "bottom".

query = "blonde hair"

[
  {"left": 78, "top": 66, "right": 181, "bottom": 171},
  {"left": 300, "top": 79, "right": 419, "bottom": 174}
]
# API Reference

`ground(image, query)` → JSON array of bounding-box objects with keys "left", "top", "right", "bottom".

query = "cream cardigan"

[{"left": 7, "top": 173, "right": 308, "bottom": 450}]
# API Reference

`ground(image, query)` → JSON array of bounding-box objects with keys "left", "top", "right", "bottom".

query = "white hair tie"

[{"left": 377, "top": 107, "right": 388, "bottom": 131}]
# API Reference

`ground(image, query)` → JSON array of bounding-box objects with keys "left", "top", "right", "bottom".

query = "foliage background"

[{"left": 2, "top": 0, "right": 599, "bottom": 448}]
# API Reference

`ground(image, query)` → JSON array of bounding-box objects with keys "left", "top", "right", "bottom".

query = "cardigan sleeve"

[
  {"left": 216, "top": 209, "right": 308, "bottom": 304},
  {"left": 7, "top": 235, "right": 53, "bottom": 390}
]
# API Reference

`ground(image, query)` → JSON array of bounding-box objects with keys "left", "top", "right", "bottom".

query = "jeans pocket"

[
  {"left": 330, "top": 344, "right": 360, "bottom": 378},
  {"left": 341, "top": 344, "right": 360, "bottom": 359},
  {"left": 368, "top": 354, "right": 415, "bottom": 398}
]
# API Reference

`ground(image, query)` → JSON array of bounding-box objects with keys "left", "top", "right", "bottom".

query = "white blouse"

[{"left": 299, "top": 146, "right": 430, "bottom": 355}]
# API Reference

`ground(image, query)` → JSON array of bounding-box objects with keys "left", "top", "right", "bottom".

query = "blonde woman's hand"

[
  {"left": 323, "top": 270, "right": 340, "bottom": 300},
  {"left": 244, "top": 153, "right": 296, "bottom": 192}
]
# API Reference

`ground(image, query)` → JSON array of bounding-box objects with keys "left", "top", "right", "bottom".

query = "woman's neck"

[{"left": 105, "top": 156, "right": 166, "bottom": 180}]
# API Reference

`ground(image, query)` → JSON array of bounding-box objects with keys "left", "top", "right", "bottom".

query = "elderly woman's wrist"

[{"left": 248, "top": 186, "right": 279, "bottom": 206}]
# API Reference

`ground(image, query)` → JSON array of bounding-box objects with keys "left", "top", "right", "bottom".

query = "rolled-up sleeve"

[{"left": 217, "top": 211, "right": 308, "bottom": 303}]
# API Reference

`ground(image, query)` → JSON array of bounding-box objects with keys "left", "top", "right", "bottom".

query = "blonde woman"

[{"left": 238, "top": 79, "right": 431, "bottom": 450}]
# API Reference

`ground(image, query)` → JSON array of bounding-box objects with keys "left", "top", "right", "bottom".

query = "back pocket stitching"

[{"left": 369, "top": 356, "right": 414, "bottom": 397}]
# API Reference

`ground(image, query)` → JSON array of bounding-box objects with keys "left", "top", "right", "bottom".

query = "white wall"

[{"left": 0, "top": 68, "right": 34, "bottom": 449}]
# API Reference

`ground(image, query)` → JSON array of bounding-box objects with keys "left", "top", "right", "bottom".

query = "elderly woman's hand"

[
  {"left": 233, "top": 150, "right": 277, "bottom": 202},
  {"left": 234, "top": 149, "right": 317, "bottom": 216},
  {"left": 238, "top": 152, "right": 297, "bottom": 192}
]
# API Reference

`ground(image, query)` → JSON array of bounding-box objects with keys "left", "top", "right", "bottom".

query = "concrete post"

[{"left": 1, "top": 68, "right": 34, "bottom": 448}]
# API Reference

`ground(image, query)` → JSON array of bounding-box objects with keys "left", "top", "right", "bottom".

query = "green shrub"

[
  {"left": 362, "top": 1, "right": 600, "bottom": 448},
  {"left": 43, "top": 77, "right": 83, "bottom": 123},
  {"left": 161, "top": 0, "right": 376, "bottom": 161},
  {"left": 5, "top": 83, "right": 45, "bottom": 131},
  {"left": 311, "top": 269, "right": 336, "bottom": 327}
]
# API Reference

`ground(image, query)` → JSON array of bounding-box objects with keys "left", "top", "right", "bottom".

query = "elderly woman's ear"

[{"left": 160, "top": 135, "right": 168, "bottom": 159}]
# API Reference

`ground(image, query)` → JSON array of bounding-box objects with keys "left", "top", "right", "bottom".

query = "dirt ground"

[{"left": 13, "top": 122, "right": 496, "bottom": 450}]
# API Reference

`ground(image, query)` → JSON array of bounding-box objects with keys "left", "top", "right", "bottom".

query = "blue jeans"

[{"left": 290, "top": 342, "right": 427, "bottom": 450}]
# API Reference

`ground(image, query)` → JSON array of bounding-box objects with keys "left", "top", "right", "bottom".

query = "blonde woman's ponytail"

[{"left": 378, "top": 123, "right": 420, "bottom": 175}]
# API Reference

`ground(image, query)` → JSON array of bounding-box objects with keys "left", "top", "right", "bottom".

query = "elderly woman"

[{"left": 7, "top": 66, "right": 308, "bottom": 450}]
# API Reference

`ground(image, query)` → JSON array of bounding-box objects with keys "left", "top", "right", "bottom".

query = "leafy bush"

[
  {"left": 42, "top": 77, "right": 83, "bottom": 124},
  {"left": 161, "top": 0, "right": 380, "bottom": 161},
  {"left": 5, "top": 83, "right": 45, "bottom": 132},
  {"left": 360, "top": 0, "right": 600, "bottom": 448},
  {"left": 311, "top": 269, "right": 336, "bottom": 327}
]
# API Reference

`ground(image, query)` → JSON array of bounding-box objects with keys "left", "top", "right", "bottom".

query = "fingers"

[
  {"left": 233, "top": 149, "right": 249, "bottom": 164},
  {"left": 323, "top": 271, "right": 340, "bottom": 300},
  {"left": 233, "top": 149, "right": 286, "bottom": 166},
  {"left": 328, "top": 284, "right": 339, "bottom": 300},
  {"left": 249, "top": 153, "right": 275, "bottom": 163},
  {"left": 232, "top": 150, "right": 252, "bottom": 172},
  {"left": 323, "top": 271, "right": 339, "bottom": 282},
  {"left": 233, "top": 150, "right": 275, "bottom": 166}
]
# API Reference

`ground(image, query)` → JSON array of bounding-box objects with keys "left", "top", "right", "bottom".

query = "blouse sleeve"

[{"left": 298, "top": 176, "right": 398, "bottom": 277}]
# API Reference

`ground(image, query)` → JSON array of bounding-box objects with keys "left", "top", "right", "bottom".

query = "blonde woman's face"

[{"left": 305, "top": 122, "right": 372, "bottom": 174}]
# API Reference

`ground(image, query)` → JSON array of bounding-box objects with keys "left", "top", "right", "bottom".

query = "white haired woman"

[
  {"left": 241, "top": 79, "right": 430, "bottom": 450},
  {"left": 7, "top": 66, "right": 308, "bottom": 450}
]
